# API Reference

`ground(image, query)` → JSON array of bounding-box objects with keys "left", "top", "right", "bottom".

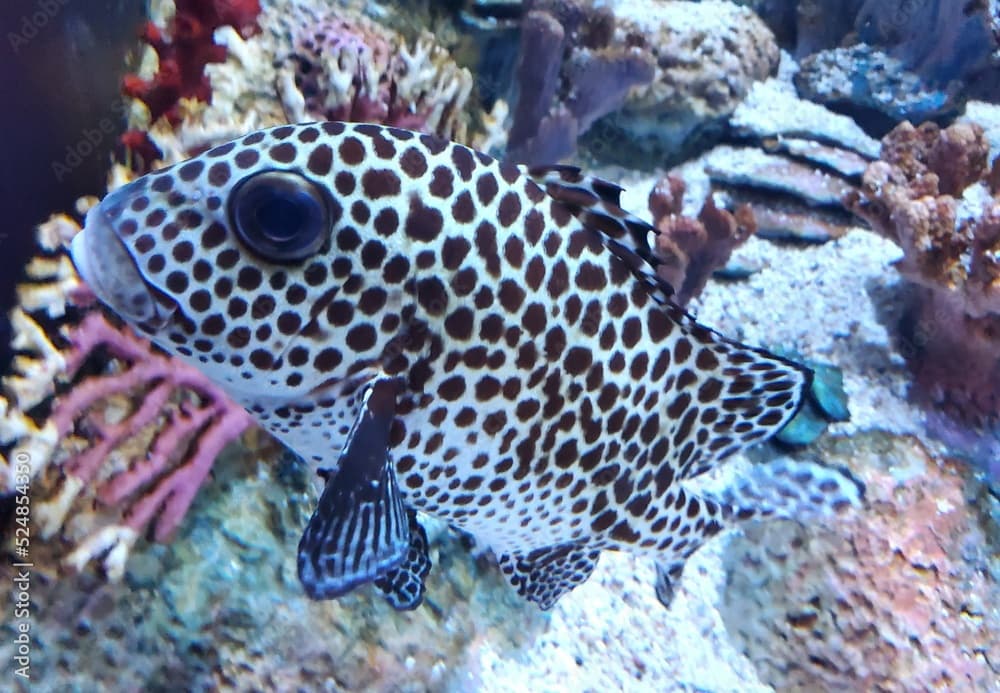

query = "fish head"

[{"left": 70, "top": 124, "right": 391, "bottom": 403}]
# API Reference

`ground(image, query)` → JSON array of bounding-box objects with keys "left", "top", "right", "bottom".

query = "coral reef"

[
  {"left": 122, "top": 0, "right": 491, "bottom": 169},
  {"left": 667, "top": 79, "right": 876, "bottom": 244},
  {"left": 845, "top": 120, "right": 1000, "bottom": 428},
  {"left": 648, "top": 174, "right": 756, "bottom": 305},
  {"left": 722, "top": 432, "right": 1000, "bottom": 690},
  {"left": 1, "top": 214, "right": 251, "bottom": 580},
  {"left": 120, "top": 0, "right": 263, "bottom": 167}
]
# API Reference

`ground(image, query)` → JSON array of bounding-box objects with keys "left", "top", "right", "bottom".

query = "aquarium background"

[{"left": 1, "top": 1, "right": 998, "bottom": 690}]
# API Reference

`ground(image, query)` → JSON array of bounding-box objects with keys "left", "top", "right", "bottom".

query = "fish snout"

[{"left": 71, "top": 197, "right": 172, "bottom": 328}]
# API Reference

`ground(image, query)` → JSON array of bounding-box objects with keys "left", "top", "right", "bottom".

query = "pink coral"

[
  {"left": 121, "top": 0, "right": 262, "bottom": 168},
  {"left": 52, "top": 310, "right": 253, "bottom": 542}
]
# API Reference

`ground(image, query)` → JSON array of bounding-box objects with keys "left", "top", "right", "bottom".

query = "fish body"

[{"left": 71, "top": 122, "right": 861, "bottom": 609}]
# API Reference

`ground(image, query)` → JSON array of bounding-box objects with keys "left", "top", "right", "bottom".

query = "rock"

[
  {"left": 794, "top": 44, "right": 960, "bottom": 136},
  {"left": 705, "top": 146, "right": 855, "bottom": 207},
  {"left": 730, "top": 78, "right": 880, "bottom": 158},
  {"left": 0, "top": 442, "right": 546, "bottom": 690},
  {"left": 747, "top": 203, "right": 852, "bottom": 243}
]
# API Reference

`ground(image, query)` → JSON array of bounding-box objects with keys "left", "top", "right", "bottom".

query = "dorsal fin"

[{"left": 523, "top": 164, "right": 674, "bottom": 299}]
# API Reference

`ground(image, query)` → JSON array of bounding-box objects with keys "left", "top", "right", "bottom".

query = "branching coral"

[
  {"left": 845, "top": 120, "right": 1000, "bottom": 426},
  {"left": 648, "top": 174, "right": 756, "bottom": 305},
  {"left": 120, "top": 0, "right": 263, "bottom": 167},
  {"left": 275, "top": 6, "right": 476, "bottom": 142},
  {"left": 2, "top": 215, "right": 252, "bottom": 579}
]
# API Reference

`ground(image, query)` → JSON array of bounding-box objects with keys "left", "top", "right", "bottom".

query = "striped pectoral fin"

[
  {"left": 498, "top": 541, "right": 602, "bottom": 610},
  {"left": 297, "top": 376, "right": 410, "bottom": 600},
  {"left": 373, "top": 509, "right": 432, "bottom": 611}
]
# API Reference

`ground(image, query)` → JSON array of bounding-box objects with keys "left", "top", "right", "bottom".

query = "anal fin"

[
  {"left": 498, "top": 541, "right": 602, "bottom": 610},
  {"left": 373, "top": 510, "right": 432, "bottom": 611},
  {"left": 297, "top": 377, "right": 409, "bottom": 600}
]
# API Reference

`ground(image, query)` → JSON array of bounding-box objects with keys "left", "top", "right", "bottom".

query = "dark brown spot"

[
  {"left": 237, "top": 267, "right": 263, "bottom": 291},
  {"left": 400, "top": 147, "right": 428, "bottom": 178},
  {"left": 270, "top": 142, "right": 296, "bottom": 163},
  {"left": 234, "top": 150, "right": 259, "bottom": 169},
  {"left": 405, "top": 196, "right": 444, "bottom": 242},
  {"left": 339, "top": 137, "right": 365, "bottom": 165},
  {"left": 307, "top": 144, "right": 334, "bottom": 176},
  {"left": 314, "top": 347, "right": 342, "bottom": 371},
  {"left": 498, "top": 280, "right": 526, "bottom": 312},
  {"left": 445, "top": 307, "right": 474, "bottom": 340},
  {"left": 373, "top": 208, "right": 399, "bottom": 237},
  {"left": 452, "top": 191, "right": 475, "bottom": 223},
  {"left": 178, "top": 160, "right": 203, "bottom": 181},
  {"left": 475, "top": 221, "right": 500, "bottom": 276},
  {"left": 452, "top": 146, "right": 475, "bottom": 181},
  {"left": 362, "top": 169, "right": 401, "bottom": 199},
  {"left": 207, "top": 162, "right": 230, "bottom": 186},
  {"left": 429, "top": 166, "right": 454, "bottom": 198},
  {"left": 441, "top": 236, "right": 471, "bottom": 270},
  {"left": 497, "top": 191, "right": 521, "bottom": 227},
  {"left": 476, "top": 172, "right": 499, "bottom": 205}
]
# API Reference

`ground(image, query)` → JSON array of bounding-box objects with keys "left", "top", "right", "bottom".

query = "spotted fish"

[{"left": 70, "top": 122, "right": 862, "bottom": 610}]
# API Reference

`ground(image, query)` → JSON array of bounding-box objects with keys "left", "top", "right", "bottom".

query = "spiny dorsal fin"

[{"left": 523, "top": 163, "right": 673, "bottom": 298}]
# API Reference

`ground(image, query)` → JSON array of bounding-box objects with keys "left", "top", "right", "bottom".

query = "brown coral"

[
  {"left": 845, "top": 120, "right": 1000, "bottom": 426},
  {"left": 648, "top": 174, "right": 755, "bottom": 305}
]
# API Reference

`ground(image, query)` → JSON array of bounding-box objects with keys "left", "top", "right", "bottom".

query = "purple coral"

[
  {"left": 46, "top": 308, "right": 252, "bottom": 545},
  {"left": 506, "top": 0, "right": 654, "bottom": 165},
  {"left": 280, "top": 12, "right": 471, "bottom": 138}
]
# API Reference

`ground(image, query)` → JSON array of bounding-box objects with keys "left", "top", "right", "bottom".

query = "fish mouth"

[{"left": 70, "top": 199, "right": 175, "bottom": 329}]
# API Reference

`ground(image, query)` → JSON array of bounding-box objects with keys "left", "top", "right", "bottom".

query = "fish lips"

[{"left": 71, "top": 193, "right": 175, "bottom": 329}]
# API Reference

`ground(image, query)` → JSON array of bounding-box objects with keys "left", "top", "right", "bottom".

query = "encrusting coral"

[
  {"left": 1, "top": 214, "right": 252, "bottom": 580},
  {"left": 845, "top": 120, "right": 1000, "bottom": 428},
  {"left": 722, "top": 432, "right": 1000, "bottom": 690},
  {"left": 121, "top": 0, "right": 487, "bottom": 169},
  {"left": 648, "top": 174, "right": 756, "bottom": 305}
]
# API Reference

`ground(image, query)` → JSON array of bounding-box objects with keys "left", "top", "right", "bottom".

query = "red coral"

[
  {"left": 52, "top": 311, "right": 253, "bottom": 542},
  {"left": 648, "top": 174, "right": 756, "bottom": 305},
  {"left": 121, "top": 0, "right": 261, "bottom": 162}
]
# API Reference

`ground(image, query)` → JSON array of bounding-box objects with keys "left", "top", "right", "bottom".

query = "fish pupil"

[{"left": 256, "top": 193, "right": 305, "bottom": 241}]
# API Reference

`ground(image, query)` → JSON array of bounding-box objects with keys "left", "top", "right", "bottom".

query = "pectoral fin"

[{"left": 297, "top": 377, "right": 409, "bottom": 600}]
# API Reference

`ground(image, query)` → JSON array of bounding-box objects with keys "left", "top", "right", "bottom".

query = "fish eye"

[{"left": 229, "top": 170, "right": 330, "bottom": 262}]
